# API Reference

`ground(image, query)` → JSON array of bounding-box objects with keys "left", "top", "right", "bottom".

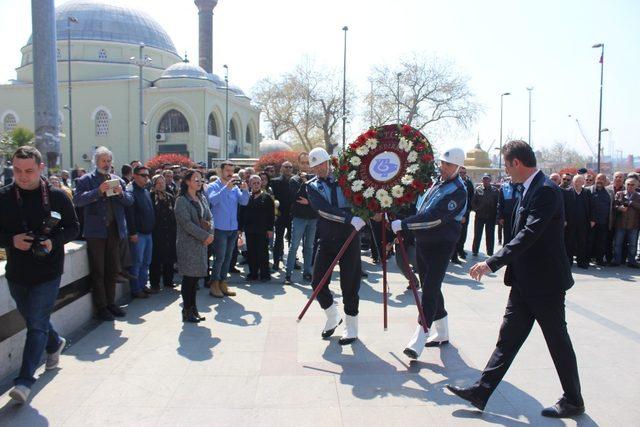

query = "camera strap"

[{"left": 15, "top": 178, "right": 52, "bottom": 232}]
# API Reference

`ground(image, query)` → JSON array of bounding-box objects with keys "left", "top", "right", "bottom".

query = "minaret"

[{"left": 194, "top": 0, "right": 218, "bottom": 73}]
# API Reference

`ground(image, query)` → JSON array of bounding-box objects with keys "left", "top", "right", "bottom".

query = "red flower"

[
  {"left": 353, "top": 193, "right": 364, "bottom": 206},
  {"left": 421, "top": 153, "right": 434, "bottom": 162},
  {"left": 340, "top": 164, "right": 349, "bottom": 172},
  {"left": 403, "top": 193, "right": 415, "bottom": 203},
  {"left": 401, "top": 124, "right": 413, "bottom": 137},
  {"left": 415, "top": 143, "right": 425, "bottom": 152},
  {"left": 364, "top": 129, "right": 377, "bottom": 139},
  {"left": 356, "top": 135, "right": 366, "bottom": 144},
  {"left": 412, "top": 179, "right": 426, "bottom": 192},
  {"left": 338, "top": 176, "right": 347, "bottom": 187},
  {"left": 367, "top": 198, "right": 380, "bottom": 212}
]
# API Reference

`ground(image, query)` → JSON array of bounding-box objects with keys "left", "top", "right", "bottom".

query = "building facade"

[{"left": 0, "top": 1, "right": 260, "bottom": 169}]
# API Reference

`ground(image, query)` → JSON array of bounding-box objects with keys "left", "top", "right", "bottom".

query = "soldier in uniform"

[
  {"left": 306, "top": 147, "right": 366, "bottom": 345},
  {"left": 391, "top": 147, "right": 468, "bottom": 359}
]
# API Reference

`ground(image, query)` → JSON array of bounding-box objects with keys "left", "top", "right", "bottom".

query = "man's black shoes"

[
  {"left": 446, "top": 384, "right": 486, "bottom": 411},
  {"left": 107, "top": 304, "right": 126, "bottom": 317},
  {"left": 96, "top": 307, "right": 115, "bottom": 321},
  {"left": 541, "top": 397, "right": 585, "bottom": 418}
]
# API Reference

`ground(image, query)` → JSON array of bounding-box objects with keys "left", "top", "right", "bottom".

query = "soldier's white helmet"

[
  {"left": 308, "top": 147, "right": 331, "bottom": 168},
  {"left": 438, "top": 147, "right": 465, "bottom": 167}
]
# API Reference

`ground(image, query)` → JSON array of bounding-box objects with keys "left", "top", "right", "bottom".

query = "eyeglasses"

[
  {"left": 136, "top": 174, "right": 150, "bottom": 178},
  {"left": 562, "top": 178, "right": 570, "bottom": 182}
]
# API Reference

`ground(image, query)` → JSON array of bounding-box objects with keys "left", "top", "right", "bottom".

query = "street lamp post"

[
  {"left": 592, "top": 43, "right": 605, "bottom": 173},
  {"left": 526, "top": 87, "right": 533, "bottom": 148},
  {"left": 341, "top": 26, "right": 348, "bottom": 151},
  {"left": 66, "top": 16, "right": 78, "bottom": 168},
  {"left": 224, "top": 64, "right": 229, "bottom": 159},
  {"left": 396, "top": 72, "right": 401, "bottom": 124},
  {"left": 498, "top": 92, "right": 511, "bottom": 176},
  {"left": 129, "top": 43, "right": 151, "bottom": 161}
]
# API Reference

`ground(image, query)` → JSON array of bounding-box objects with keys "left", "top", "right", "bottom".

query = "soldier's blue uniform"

[
  {"left": 307, "top": 175, "right": 361, "bottom": 316},
  {"left": 400, "top": 175, "right": 468, "bottom": 328}
]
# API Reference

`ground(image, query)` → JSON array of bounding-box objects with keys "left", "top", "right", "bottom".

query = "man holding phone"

[{"left": 207, "top": 161, "right": 249, "bottom": 297}]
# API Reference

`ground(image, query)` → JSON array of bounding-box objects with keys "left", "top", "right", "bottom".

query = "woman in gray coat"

[{"left": 175, "top": 169, "right": 214, "bottom": 322}]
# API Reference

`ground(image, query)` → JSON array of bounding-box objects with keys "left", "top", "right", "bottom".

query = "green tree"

[{"left": 0, "top": 126, "right": 35, "bottom": 157}]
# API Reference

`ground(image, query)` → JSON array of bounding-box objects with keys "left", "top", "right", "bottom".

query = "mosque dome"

[
  {"left": 159, "top": 62, "right": 210, "bottom": 80},
  {"left": 259, "top": 139, "right": 293, "bottom": 155},
  {"left": 464, "top": 143, "right": 492, "bottom": 168},
  {"left": 27, "top": 1, "right": 178, "bottom": 55}
]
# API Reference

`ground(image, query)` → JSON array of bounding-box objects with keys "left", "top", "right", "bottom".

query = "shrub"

[
  {"left": 146, "top": 153, "right": 195, "bottom": 173},
  {"left": 254, "top": 151, "right": 310, "bottom": 174}
]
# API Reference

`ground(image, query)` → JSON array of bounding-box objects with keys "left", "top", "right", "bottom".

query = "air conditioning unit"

[{"left": 155, "top": 132, "right": 166, "bottom": 142}]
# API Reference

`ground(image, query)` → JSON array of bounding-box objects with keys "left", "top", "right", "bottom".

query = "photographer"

[{"left": 0, "top": 146, "right": 79, "bottom": 403}]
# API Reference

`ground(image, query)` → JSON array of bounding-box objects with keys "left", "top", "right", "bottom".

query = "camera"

[{"left": 28, "top": 211, "right": 61, "bottom": 258}]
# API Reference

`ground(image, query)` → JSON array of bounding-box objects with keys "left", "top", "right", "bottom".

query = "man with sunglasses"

[{"left": 125, "top": 165, "right": 156, "bottom": 297}]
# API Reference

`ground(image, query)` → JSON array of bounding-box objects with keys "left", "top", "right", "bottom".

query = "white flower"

[
  {"left": 349, "top": 156, "right": 361, "bottom": 166},
  {"left": 375, "top": 188, "right": 389, "bottom": 202},
  {"left": 363, "top": 187, "right": 375, "bottom": 198},
  {"left": 351, "top": 180, "right": 364, "bottom": 192},
  {"left": 391, "top": 185, "right": 404, "bottom": 198},
  {"left": 355, "top": 145, "right": 369, "bottom": 156},
  {"left": 380, "top": 195, "right": 393, "bottom": 208},
  {"left": 407, "top": 151, "right": 418, "bottom": 162},
  {"left": 407, "top": 164, "right": 419, "bottom": 173},
  {"left": 366, "top": 138, "right": 378, "bottom": 149},
  {"left": 401, "top": 174, "right": 413, "bottom": 185},
  {"left": 399, "top": 137, "right": 412, "bottom": 152},
  {"left": 348, "top": 170, "right": 356, "bottom": 181}
]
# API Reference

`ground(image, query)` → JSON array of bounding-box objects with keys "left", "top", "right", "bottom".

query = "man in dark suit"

[{"left": 447, "top": 140, "right": 584, "bottom": 418}]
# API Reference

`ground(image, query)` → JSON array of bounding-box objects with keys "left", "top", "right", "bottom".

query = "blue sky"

[{"left": 1, "top": 0, "right": 638, "bottom": 157}]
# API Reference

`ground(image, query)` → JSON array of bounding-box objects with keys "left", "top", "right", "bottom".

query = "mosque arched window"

[
  {"left": 57, "top": 48, "right": 61, "bottom": 60},
  {"left": 229, "top": 120, "right": 237, "bottom": 140},
  {"left": 158, "top": 109, "right": 189, "bottom": 133},
  {"left": 95, "top": 110, "right": 110, "bottom": 136},
  {"left": 3, "top": 113, "right": 17, "bottom": 133},
  {"left": 245, "top": 125, "right": 253, "bottom": 144},
  {"left": 207, "top": 113, "right": 219, "bottom": 136},
  {"left": 98, "top": 48, "right": 107, "bottom": 61}
]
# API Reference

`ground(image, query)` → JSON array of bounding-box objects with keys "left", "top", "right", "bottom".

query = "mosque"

[{"left": 0, "top": 1, "right": 260, "bottom": 169}]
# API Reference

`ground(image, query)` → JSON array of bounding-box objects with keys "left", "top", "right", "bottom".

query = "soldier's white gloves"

[
  {"left": 350, "top": 216, "right": 365, "bottom": 231},
  {"left": 391, "top": 219, "right": 403, "bottom": 233}
]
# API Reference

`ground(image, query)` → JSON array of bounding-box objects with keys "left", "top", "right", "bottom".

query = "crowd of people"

[
  {"left": 1, "top": 141, "right": 638, "bottom": 416},
  {"left": 454, "top": 168, "right": 640, "bottom": 270}
]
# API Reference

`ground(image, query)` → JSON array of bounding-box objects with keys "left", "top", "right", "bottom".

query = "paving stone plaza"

[{"left": 1, "top": 236, "right": 638, "bottom": 426}]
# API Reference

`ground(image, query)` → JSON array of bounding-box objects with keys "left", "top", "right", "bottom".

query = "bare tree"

[
  {"left": 368, "top": 54, "right": 481, "bottom": 133},
  {"left": 538, "top": 141, "right": 590, "bottom": 166},
  {"left": 252, "top": 78, "right": 292, "bottom": 140},
  {"left": 252, "top": 60, "right": 354, "bottom": 154}
]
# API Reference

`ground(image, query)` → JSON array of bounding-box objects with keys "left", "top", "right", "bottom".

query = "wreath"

[{"left": 334, "top": 124, "right": 436, "bottom": 219}]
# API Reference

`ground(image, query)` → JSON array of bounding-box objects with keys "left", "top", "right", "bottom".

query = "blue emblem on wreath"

[{"left": 372, "top": 158, "right": 399, "bottom": 179}]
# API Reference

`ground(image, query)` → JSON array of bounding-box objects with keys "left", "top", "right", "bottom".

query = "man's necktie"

[{"left": 512, "top": 184, "right": 525, "bottom": 234}]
